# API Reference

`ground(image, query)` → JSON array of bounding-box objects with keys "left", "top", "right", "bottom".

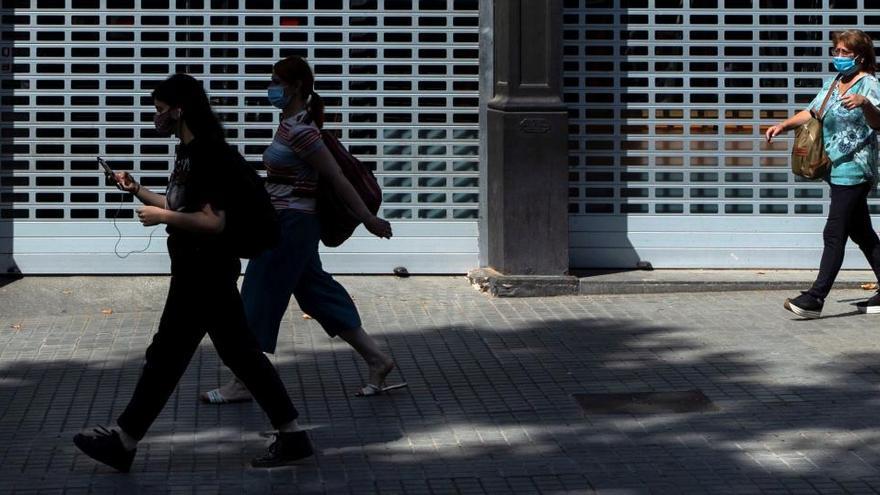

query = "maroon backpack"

[{"left": 316, "top": 129, "right": 382, "bottom": 247}]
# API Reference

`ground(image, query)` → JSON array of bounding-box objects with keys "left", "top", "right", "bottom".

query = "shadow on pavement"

[
  {"left": 0, "top": 274, "right": 21, "bottom": 289},
  {"left": 1, "top": 316, "right": 879, "bottom": 493}
]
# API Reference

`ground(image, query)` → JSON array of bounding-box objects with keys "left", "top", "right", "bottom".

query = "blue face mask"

[
  {"left": 833, "top": 56, "right": 859, "bottom": 75},
  {"left": 267, "top": 85, "right": 291, "bottom": 109}
]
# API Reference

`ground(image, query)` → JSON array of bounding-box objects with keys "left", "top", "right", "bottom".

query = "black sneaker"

[
  {"left": 857, "top": 291, "right": 880, "bottom": 314},
  {"left": 251, "top": 430, "right": 314, "bottom": 468},
  {"left": 783, "top": 292, "right": 824, "bottom": 319},
  {"left": 73, "top": 426, "right": 136, "bottom": 473}
]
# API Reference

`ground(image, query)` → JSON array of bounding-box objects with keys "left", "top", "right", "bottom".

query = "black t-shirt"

[{"left": 164, "top": 138, "right": 233, "bottom": 252}]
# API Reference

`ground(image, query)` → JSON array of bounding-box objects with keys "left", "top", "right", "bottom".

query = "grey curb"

[
  {"left": 468, "top": 269, "right": 879, "bottom": 297},
  {"left": 576, "top": 279, "right": 872, "bottom": 295}
]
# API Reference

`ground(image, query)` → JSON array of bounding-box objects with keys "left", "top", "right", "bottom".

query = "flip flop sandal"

[
  {"left": 355, "top": 382, "right": 409, "bottom": 397},
  {"left": 200, "top": 388, "right": 253, "bottom": 404}
]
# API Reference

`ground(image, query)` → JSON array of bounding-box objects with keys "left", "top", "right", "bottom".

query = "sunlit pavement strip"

[{"left": 4, "top": 278, "right": 880, "bottom": 493}]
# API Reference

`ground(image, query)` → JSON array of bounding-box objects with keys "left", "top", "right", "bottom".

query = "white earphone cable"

[{"left": 111, "top": 191, "right": 160, "bottom": 259}]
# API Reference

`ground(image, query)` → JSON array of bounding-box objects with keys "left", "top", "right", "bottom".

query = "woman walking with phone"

[
  {"left": 201, "top": 56, "right": 405, "bottom": 404},
  {"left": 767, "top": 30, "right": 880, "bottom": 318},
  {"left": 73, "top": 74, "right": 312, "bottom": 471}
]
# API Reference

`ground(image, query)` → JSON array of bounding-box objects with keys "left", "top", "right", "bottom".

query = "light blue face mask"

[
  {"left": 833, "top": 56, "right": 859, "bottom": 75},
  {"left": 267, "top": 85, "right": 291, "bottom": 109}
]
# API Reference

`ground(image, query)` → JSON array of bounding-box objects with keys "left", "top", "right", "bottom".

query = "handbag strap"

[{"left": 815, "top": 75, "right": 843, "bottom": 120}]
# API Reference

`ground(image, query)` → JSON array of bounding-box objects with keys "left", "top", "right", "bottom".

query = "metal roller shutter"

[
  {"left": 0, "top": 0, "right": 479, "bottom": 275},
  {"left": 565, "top": 0, "right": 880, "bottom": 269}
]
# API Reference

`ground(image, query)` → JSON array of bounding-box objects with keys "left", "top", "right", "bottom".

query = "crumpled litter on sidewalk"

[{"left": 861, "top": 283, "right": 878, "bottom": 290}]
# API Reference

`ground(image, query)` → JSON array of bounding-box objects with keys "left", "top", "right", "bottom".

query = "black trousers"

[
  {"left": 117, "top": 240, "right": 298, "bottom": 441},
  {"left": 808, "top": 182, "right": 880, "bottom": 300}
]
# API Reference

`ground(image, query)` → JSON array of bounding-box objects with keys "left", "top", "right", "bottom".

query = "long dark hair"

[
  {"left": 152, "top": 74, "right": 226, "bottom": 142},
  {"left": 274, "top": 56, "right": 325, "bottom": 128}
]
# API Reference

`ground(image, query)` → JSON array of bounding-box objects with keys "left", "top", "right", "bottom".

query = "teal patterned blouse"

[{"left": 809, "top": 74, "right": 880, "bottom": 186}]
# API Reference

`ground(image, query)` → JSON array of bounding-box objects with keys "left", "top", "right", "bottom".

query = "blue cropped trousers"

[{"left": 241, "top": 209, "right": 362, "bottom": 354}]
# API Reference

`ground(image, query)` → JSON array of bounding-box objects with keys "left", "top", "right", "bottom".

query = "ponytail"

[{"left": 306, "top": 90, "right": 325, "bottom": 129}]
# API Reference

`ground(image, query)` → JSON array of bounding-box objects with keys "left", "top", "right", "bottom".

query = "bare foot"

[
  {"left": 200, "top": 377, "right": 253, "bottom": 404},
  {"left": 367, "top": 356, "right": 395, "bottom": 388}
]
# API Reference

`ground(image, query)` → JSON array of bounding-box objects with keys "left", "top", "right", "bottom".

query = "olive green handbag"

[{"left": 791, "top": 76, "right": 840, "bottom": 180}]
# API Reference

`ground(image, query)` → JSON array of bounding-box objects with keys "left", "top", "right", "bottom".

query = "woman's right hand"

[
  {"left": 114, "top": 171, "right": 140, "bottom": 194},
  {"left": 765, "top": 124, "right": 785, "bottom": 143}
]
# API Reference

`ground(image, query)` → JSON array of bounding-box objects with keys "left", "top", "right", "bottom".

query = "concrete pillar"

[
  {"left": 471, "top": 0, "right": 575, "bottom": 296},
  {"left": 477, "top": 0, "right": 493, "bottom": 269}
]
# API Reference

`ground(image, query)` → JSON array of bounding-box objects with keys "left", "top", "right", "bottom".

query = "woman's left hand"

[
  {"left": 137, "top": 206, "right": 166, "bottom": 226},
  {"left": 363, "top": 216, "right": 393, "bottom": 239},
  {"left": 841, "top": 93, "right": 868, "bottom": 110}
]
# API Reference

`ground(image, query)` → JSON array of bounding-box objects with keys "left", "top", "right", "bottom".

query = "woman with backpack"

[
  {"left": 200, "top": 56, "right": 405, "bottom": 404},
  {"left": 73, "top": 74, "right": 312, "bottom": 472},
  {"left": 767, "top": 30, "right": 880, "bottom": 318}
]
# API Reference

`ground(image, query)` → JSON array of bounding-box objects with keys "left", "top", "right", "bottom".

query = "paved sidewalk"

[{"left": 4, "top": 277, "right": 880, "bottom": 493}]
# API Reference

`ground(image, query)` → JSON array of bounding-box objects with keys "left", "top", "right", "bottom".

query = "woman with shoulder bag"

[
  {"left": 73, "top": 74, "right": 312, "bottom": 471},
  {"left": 766, "top": 30, "right": 880, "bottom": 318},
  {"left": 200, "top": 56, "right": 406, "bottom": 404}
]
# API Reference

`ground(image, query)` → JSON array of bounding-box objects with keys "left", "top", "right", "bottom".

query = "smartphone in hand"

[{"left": 97, "top": 157, "right": 122, "bottom": 189}]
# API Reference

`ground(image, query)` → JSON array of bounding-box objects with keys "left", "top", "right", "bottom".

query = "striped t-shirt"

[{"left": 262, "top": 110, "right": 326, "bottom": 211}]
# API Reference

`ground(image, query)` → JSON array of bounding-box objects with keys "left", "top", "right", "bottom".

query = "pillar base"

[{"left": 468, "top": 268, "right": 579, "bottom": 297}]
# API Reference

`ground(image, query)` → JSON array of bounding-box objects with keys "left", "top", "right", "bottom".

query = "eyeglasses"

[{"left": 831, "top": 48, "right": 855, "bottom": 57}]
